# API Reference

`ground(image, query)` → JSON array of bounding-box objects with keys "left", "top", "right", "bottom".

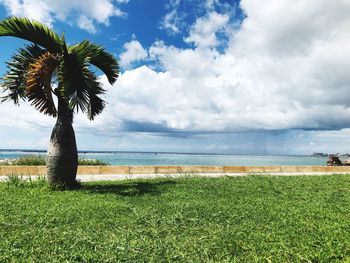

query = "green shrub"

[
  {"left": 78, "top": 158, "right": 108, "bottom": 166},
  {"left": 1, "top": 155, "right": 108, "bottom": 166},
  {"left": 14, "top": 155, "right": 46, "bottom": 165}
]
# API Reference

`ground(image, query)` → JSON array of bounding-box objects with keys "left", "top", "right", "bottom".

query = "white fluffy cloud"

[
  {"left": 160, "top": 9, "right": 181, "bottom": 34},
  {"left": 160, "top": 0, "right": 183, "bottom": 34},
  {"left": 77, "top": 15, "right": 97, "bottom": 33},
  {"left": 0, "top": 0, "right": 53, "bottom": 25},
  {"left": 184, "top": 11, "right": 230, "bottom": 48},
  {"left": 106, "top": 0, "right": 350, "bottom": 135},
  {"left": 0, "top": 0, "right": 126, "bottom": 32},
  {"left": 119, "top": 40, "right": 148, "bottom": 69}
]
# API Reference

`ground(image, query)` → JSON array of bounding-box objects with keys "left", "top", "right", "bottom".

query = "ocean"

[{"left": 0, "top": 150, "right": 330, "bottom": 166}]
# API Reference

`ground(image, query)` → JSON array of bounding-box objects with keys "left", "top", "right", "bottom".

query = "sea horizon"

[
  {"left": 0, "top": 148, "right": 333, "bottom": 166},
  {"left": 0, "top": 148, "right": 320, "bottom": 157}
]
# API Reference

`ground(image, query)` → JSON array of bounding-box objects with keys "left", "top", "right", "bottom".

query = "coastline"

[{"left": 0, "top": 153, "right": 329, "bottom": 166}]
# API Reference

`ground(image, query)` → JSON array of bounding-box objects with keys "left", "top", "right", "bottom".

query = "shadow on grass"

[{"left": 81, "top": 180, "right": 177, "bottom": 197}]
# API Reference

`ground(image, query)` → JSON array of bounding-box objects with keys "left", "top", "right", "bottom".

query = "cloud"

[
  {"left": 184, "top": 11, "right": 230, "bottom": 48},
  {"left": 77, "top": 15, "right": 96, "bottom": 33},
  {"left": 160, "top": 9, "right": 181, "bottom": 34},
  {"left": 107, "top": 0, "right": 350, "bottom": 135},
  {"left": 160, "top": 0, "right": 238, "bottom": 36},
  {"left": 119, "top": 40, "right": 148, "bottom": 69},
  {"left": 0, "top": 0, "right": 53, "bottom": 26},
  {"left": 0, "top": 0, "right": 126, "bottom": 32},
  {"left": 1, "top": 0, "right": 350, "bottom": 154},
  {"left": 159, "top": 0, "right": 183, "bottom": 34},
  {"left": 0, "top": 99, "right": 55, "bottom": 149}
]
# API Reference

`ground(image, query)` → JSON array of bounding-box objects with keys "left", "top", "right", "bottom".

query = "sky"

[{"left": 0, "top": 0, "right": 349, "bottom": 155}]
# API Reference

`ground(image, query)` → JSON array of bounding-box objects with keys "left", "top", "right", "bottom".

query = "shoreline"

[
  {"left": 0, "top": 149, "right": 336, "bottom": 157},
  {"left": 0, "top": 155, "right": 331, "bottom": 167}
]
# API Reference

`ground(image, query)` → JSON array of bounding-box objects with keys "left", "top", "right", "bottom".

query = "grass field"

[{"left": 1, "top": 175, "right": 350, "bottom": 262}]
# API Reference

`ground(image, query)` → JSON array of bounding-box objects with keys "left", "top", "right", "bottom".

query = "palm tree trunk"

[{"left": 46, "top": 97, "right": 78, "bottom": 185}]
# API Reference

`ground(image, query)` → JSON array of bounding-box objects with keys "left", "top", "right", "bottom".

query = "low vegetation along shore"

[
  {"left": 0, "top": 155, "right": 108, "bottom": 166},
  {"left": 1, "top": 174, "right": 350, "bottom": 262}
]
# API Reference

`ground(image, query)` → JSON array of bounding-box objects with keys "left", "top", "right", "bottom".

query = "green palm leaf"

[
  {"left": 1, "top": 44, "right": 45, "bottom": 104},
  {"left": 57, "top": 52, "right": 106, "bottom": 119},
  {"left": 84, "top": 70, "right": 106, "bottom": 120},
  {"left": 57, "top": 52, "right": 92, "bottom": 113},
  {"left": 0, "top": 17, "right": 63, "bottom": 53},
  {"left": 69, "top": 40, "right": 119, "bottom": 84}
]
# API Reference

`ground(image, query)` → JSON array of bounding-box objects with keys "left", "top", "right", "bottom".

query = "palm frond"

[
  {"left": 1, "top": 44, "right": 45, "bottom": 104},
  {"left": 85, "top": 71, "right": 106, "bottom": 120},
  {"left": 26, "top": 52, "right": 60, "bottom": 116},
  {"left": 0, "top": 17, "right": 63, "bottom": 53},
  {"left": 57, "top": 52, "right": 106, "bottom": 119},
  {"left": 69, "top": 40, "right": 119, "bottom": 84},
  {"left": 57, "top": 52, "right": 90, "bottom": 113}
]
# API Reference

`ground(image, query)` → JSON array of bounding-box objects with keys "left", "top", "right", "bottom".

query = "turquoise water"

[{"left": 0, "top": 151, "right": 328, "bottom": 166}]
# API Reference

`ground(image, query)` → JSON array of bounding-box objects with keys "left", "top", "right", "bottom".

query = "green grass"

[
  {"left": 1, "top": 155, "right": 108, "bottom": 166},
  {"left": 1, "top": 175, "right": 350, "bottom": 262}
]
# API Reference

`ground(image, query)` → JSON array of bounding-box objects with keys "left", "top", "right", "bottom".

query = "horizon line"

[{"left": 0, "top": 148, "right": 320, "bottom": 157}]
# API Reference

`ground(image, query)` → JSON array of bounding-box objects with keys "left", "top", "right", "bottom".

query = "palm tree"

[{"left": 0, "top": 17, "right": 119, "bottom": 186}]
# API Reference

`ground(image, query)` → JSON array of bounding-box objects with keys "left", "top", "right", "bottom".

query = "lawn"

[{"left": 1, "top": 175, "right": 350, "bottom": 262}]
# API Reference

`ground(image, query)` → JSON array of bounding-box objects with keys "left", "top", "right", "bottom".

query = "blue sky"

[
  {"left": 0, "top": 0, "right": 242, "bottom": 68},
  {"left": 0, "top": 0, "right": 349, "bottom": 155}
]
